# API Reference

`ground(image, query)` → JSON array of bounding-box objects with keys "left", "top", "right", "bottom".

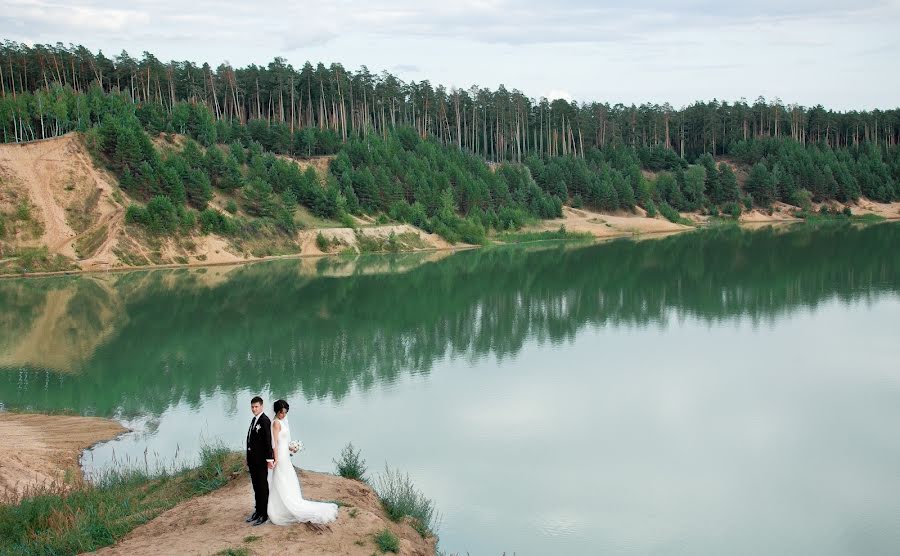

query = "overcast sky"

[{"left": 3, "top": 0, "right": 899, "bottom": 110}]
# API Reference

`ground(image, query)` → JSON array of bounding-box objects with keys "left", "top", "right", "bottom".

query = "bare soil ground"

[
  {"left": 93, "top": 469, "right": 436, "bottom": 556},
  {"left": 533, "top": 206, "right": 690, "bottom": 237},
  {"left": 0, "top": 412, "right": 125, "bottom": 501},
  {"left": 847, "top": 198, "right": 900, "bottom": 219},
  {"left": 0, "top": 134, "right": 122, "bottom": 261},
  {"left": 740, "top": 201, "right": 802, "bottom": 223},
  {"left": 299, "top": 224, "right": 453, "bottom": 256}
]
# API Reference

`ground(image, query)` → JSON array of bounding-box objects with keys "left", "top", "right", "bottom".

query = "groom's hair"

[{"left": 251, "top": 396, "right": 263, "bottom": 405}]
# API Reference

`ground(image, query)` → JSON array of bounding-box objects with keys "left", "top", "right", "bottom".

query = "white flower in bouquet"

[{"left": 288, "top": 440, "right": 303, "bottom": 455}]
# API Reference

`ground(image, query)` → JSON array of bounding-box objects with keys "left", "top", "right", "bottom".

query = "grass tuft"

[
  {"left": 216, "top": 548, "right": 250, "bottom": 556},
  {"left": 191, "top": 442, "right": 243, "bottom": 495},
  {"left": 334, "top": 442, "right": 368, "bottom": 482},
  {"left": 373, "top": 464, "right": 440, "bottom": 538},
  {"left": 374, "top": 528, "right": 400, "bottom": 553}
]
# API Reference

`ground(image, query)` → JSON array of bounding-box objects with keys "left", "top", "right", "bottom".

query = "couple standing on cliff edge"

[{"left": 244, "top": 395, "right": 338, "bottom": 527}]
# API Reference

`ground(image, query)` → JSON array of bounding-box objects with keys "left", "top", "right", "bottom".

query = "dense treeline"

[
  {"left": 331, "top": 128, "right": 561, "bottom": 242},
  {"left": 2, "top": 41, "right": 900, "bottom": 160},
  {"left": 85, "top": 95, "right": 562, "bottom": 243},
  {"left": 732, "top": 138, "right": 900, "bottom": 204},
  {"left": 1, "top": 40, "right": 898, "bottom": 232}
]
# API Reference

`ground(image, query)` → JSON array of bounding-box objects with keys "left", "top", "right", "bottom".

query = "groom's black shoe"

[
  {"left": 245, "top": 512, "right": 258, "bottom": 523},
  {"left": 252, "top": 515, "right": 268, "bottom": 526}
]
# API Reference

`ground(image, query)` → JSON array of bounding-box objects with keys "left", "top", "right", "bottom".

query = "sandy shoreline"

[
  {"left": 2, "top": 208, "right": 897, "bottom": 281},
  {"left": 1, "top": 411, "right": 435, "bottom": 554},
  {"left": 0, "top": 412, "right": 126, "bottom": 500},
  {"left": 0, "top": 243, "right": 481, "bottom": 280}
]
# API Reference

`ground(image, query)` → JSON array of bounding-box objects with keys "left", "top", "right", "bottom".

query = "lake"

[{"left": 2, "top": 222, "right": 899, "bottom": 555}]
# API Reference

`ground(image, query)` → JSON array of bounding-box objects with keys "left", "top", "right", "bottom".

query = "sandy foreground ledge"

[
  {"left": 93, "top": 469, "right": 436, "bottom": 556},
  {"left": 0, "top": 412, "right": 126, "bottom": 499}
]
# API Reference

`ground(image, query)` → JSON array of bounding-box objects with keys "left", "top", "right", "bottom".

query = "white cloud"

[
  {"left": 4, "top": 0, "right": 149, "bottom": 32},
  {"left": 546, "top": 89, "right": 574, "bottom": 102}
]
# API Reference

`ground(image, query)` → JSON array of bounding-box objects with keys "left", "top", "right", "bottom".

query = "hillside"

[
  {"left": 0, "top": 132, "right": 734, "bottom": 277},
  {"left": 2, "top": 128, "right": 898, "bottom": 277},
  {"left": 0, "top": 134, "right": 239, "bottom": 271},
  {"left": 0, "top": 134, "right": 454, "bottom": 275}
]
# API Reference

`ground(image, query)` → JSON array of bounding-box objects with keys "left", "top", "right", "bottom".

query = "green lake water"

[{"left": 1, "top": 222, "right": 899, "bottom": 554}]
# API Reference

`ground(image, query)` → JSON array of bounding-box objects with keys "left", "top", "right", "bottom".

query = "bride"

[{"left": 267, "top": 399, "right": 339, "bottom": 525}]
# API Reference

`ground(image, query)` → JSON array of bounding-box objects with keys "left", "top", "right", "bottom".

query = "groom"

[{"left": 245, "top": 396, "right": 274, "bottom": 526}]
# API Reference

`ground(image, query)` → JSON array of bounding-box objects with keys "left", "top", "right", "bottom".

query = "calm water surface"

[{"left": 2, "top": 222, "right": 899, "bottom": 555}]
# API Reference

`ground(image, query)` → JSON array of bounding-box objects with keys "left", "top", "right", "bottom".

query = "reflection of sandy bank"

[
  {"left": 303, "top": 249, "right": 455, "bottom": 277},
  {"left": 0, "top": 412, "right": 125, "bottom": 501},
  {"left": 0, "top": 280, "right": 123, "bottom": 373},
  {"left": 0, "top": 250, "right": 452, "bottom": 374}
]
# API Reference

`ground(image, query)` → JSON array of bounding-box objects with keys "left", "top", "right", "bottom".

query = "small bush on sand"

[{"left": 334, "top": 442, "right": 367, "bottom": 482}]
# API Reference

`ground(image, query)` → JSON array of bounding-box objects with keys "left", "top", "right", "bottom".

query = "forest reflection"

[{"left": 1, "top": 222, "right": 897, "bottom": 416}]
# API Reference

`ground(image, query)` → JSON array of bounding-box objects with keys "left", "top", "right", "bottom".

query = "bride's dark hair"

[{"left": 273, "top": 399, "right": 290, "bottom": 414}]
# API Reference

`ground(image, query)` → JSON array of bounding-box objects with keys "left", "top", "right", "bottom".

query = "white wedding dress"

[{"left": 267, "top": 417, "right": 339, "bottom": 525}]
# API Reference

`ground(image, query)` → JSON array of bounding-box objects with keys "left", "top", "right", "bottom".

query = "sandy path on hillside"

[
  {"left": 0, "top": 139, "right": 76, "bottom": 255},
  {"left": 0, "top": 135, "right": 125, "bottom": 261},
  {"left": 0, "top": 412, "right": 125, "bottom": 500},
  {"left": 94, "top": 469, "right": 435, "bottom": 556}
]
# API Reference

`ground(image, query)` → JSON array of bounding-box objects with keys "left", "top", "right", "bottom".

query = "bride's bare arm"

[{"left": 271, "top": 419, "right": 281, "bottom": 467}]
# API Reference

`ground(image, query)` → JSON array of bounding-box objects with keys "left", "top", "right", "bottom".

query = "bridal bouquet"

[{"left": 288, "top": 440, "right": 303, "bottom": 456}]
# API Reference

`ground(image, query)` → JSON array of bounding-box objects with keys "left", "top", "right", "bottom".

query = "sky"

[{"left": 2, "top": 0, "right": 899, "bottom": 110}]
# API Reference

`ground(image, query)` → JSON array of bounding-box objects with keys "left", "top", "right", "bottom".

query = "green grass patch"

[
  {"left": 74, "top": 223, "right": 108, "bottom": 258},
  {"left": 496, "top": 225, "right": 593, "bottom": 244},
  {"left": 374, "top": 528, "right": 400, "bottom": 553},
  {"left": 66, "top": 189, "right": 101, "bottom": 233},
  {"left": 242, "top": 535, "right": 261, "bottom": 543},
  {"left": 112, "top": 244, "right": 150, "bottom": 267},
  {"left": 853, "top": 213, "right": 887, "bottom": 223},
  {"left": 0, "top": 246, "right": 76, "bottom": 274},
  {"left": 794, "top": 210, "right": 886, "bottom": 224},
  {"left": 215, "top": 548, "right": 250, "bottom": 556},
  {"left": 393, "top": 231, "right": 431, "bottom": 249},
  {"left": 0, "top": 444, "right": 243, "bottom": 555},
  {"left": 704, "top": 217, "right": 741, "bottom": 228},
  {"left": 294, "top": 205, "right": 345, "bottom": 229}
]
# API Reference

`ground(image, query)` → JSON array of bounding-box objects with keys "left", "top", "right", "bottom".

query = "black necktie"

[{"left": 247, "top": 416, "right": 256, "bottom": 446}]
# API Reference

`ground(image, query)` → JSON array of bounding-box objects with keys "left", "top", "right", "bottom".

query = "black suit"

[{"left": 246, "top": 413, "right": 273, "bottom": 518}]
